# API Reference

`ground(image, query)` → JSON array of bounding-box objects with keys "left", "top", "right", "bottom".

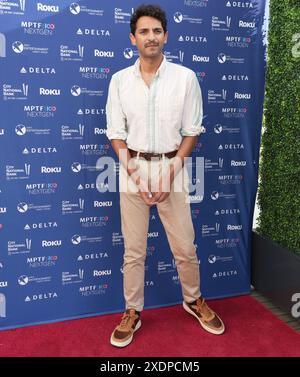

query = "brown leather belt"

[{"left": 128, "top": 148, "right": 177, "bottom": 161}]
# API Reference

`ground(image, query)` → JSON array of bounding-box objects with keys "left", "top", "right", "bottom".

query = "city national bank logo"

[
  {"left": 173, "top": 11, "right": 203, "bottom": 24},
  {"left": 208, "top": 89, "right": 227, "bottom": 104},
  {"left": 115, "top": 7, "right": 134, "bottom": 23},
  {"left": 178, "top": 35, "right": 207, "bottom": 43},
  {"left": 158, "top": 259, "right": 177, "bottom": 274},
  {"left": 6, "top": 163, "right": 30, "bottom": 180},
  {"left": 62, "top": 269, "right": 84, "bottom": 285},
  {"left": 62, "top": 198, "right": 84, "bottom": 215},
  {"left": 8, "top": 238, "right": 31, "bottom": 256},
  {"left": 70, "top": 3, "right": 104, "bottom": 17},
  {"left": 112, "top": 232, "right": 123, "bottom": 246},
  {"left": 21, "top": 21, "right": 55, "bottom": 36},
  {"left": 25, "top": 292, "right": 58, "bottom": 302},
  {"left": 0, "top": 0, "right": 26, "bottom": 15},
  {"left": 24, "top": 105, "right": 57, "bottom": 118},
  {"left": 3, "top": 83, "right": 28, "bottom": 100},
  {"left": 205, "top": 157, "right": 223, "bottom": 172},
  {"left": 60, "top": 44, "right": 84, "bottom": 62},
  {"left": 211, "top": 16, "right": 231, "bottom": 31},
  {"left": 76, "top": 28, "right": 110, "bottom": 37},
  {"left": 62, "top": 124, "right": 84, "bottom": 140},
  {"left": 12, "top": 41, "right": 49, "bottom": 55},
  {"left": 0, "top": 33, "right": 6, "bottom": 58},
  {"left": 202, "top": 223, "right": 220, "bottom": 237},
  {"left": 164, "top": 50, "right": 184, "bottom": 64}
]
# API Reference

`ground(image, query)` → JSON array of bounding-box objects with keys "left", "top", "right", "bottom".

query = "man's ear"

[
  {"left": 129, "top": 32, "right": 136, "bottom": 46},
  {"left": 164, "top": 31, "right": 168, "bottom": 44}
]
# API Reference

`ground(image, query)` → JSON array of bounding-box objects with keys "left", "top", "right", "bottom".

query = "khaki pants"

[{"left": 119, "top": 156, "right": 200, "bottom": 312}]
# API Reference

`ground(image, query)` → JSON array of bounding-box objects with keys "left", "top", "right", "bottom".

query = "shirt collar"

[{"left": 133, "top": 55, "right": 167, "bottom": 78}]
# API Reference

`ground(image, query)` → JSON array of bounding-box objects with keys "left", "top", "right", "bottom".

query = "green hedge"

[{"left": 257, "top": 0, "right": 300, "bottom": 255}]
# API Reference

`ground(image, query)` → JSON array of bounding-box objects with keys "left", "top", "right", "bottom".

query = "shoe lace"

[
  {"left": 119, "top": 312, "right": 135, "bottom": 330},
  {"left": 195, "top": 298, "right": 214, "bottom": 321}
]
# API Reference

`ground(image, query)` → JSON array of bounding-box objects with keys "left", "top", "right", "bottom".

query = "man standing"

[{"left": 106, "top": 4, "right": 225, "bottom": 348}]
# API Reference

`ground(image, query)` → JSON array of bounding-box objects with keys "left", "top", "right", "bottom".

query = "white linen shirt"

[{"left": 106, "top": 56, "right": 203, "bottom": 153}]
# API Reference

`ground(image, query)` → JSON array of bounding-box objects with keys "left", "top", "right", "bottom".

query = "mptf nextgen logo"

[{"left": 21, "top": 21, "right": 55, "bottom": 36}]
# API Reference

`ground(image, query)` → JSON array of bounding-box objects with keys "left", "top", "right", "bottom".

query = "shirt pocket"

[{"left": 161, "top": 98, "right": 184, "bottom": 125}]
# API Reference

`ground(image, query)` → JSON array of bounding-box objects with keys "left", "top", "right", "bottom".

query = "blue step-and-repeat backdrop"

[{"left": 0, "top": 0, "right": 267, "bottom": 330}]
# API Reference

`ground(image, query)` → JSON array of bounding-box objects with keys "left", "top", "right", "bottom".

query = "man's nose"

[{"left": 148, "top": 32, "right": 156, "bottom": 41}]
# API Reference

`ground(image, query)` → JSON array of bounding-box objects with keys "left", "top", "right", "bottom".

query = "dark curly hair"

[{"left": 130, "top": 4, "right": 167, "bottom": 35}]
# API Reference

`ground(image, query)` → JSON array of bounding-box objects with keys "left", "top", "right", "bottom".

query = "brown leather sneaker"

[
  {"left": 110, "top": 309, "right": 141, "bottom": 347},
  {"left": 183, "top": 297, "right": 225, "bottom": 335}
]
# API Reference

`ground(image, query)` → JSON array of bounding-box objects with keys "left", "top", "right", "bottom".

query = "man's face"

[{"left": 130, "top": 16, "right": 168, "bottom": 59}]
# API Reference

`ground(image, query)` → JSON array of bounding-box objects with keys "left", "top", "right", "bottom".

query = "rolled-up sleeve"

[
  {"left": 106, "top": 74, "right": 128, "bottom": 141},
  {"left": 180, "top": 71, "right": 203, "bottom": 137}
]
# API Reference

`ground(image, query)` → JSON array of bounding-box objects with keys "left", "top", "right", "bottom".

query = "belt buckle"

[{"left": 152, "top": 153, "right": 161, "bottom": 161}]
